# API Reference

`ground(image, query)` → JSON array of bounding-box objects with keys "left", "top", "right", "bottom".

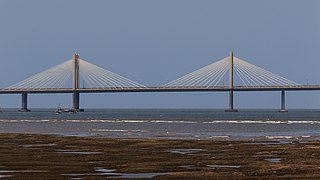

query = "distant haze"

[{"left": 0, "top": 0, "right": 319, "bottom": 109}]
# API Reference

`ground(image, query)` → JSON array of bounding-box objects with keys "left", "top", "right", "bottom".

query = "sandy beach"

[{"left": 0, "top": 133, "right": 319, "bottom": 179}]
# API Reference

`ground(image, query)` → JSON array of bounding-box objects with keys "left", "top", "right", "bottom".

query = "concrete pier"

[
  {"left": 19, "top": 93, "right": 30, "bottom": 112},
  {"left": 72, "top": 92, "right": 80, "bottom": 111},
  {"left": 225, "top": 51, "right": 238, "bottom": 112},
  {"left": 279, "top": 90, "right": 288, "bottom": 112},
  {"left": 225, "top": 90, "right": 238, "bottom": 112}
]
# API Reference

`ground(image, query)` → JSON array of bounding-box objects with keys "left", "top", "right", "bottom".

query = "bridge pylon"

[
  {"left": 225, "top": 51, "right": 238, "bottom": 112},
  {"left": 72, "top": 53, "right": 82, "bottom": 112}
]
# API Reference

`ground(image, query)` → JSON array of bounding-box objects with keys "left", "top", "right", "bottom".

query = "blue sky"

[{"left": 0, "top": 0, "right": 320, "bottom": 109}]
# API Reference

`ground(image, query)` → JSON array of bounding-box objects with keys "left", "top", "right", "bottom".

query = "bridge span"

[
  {"left": 0, "top": 51, "right": 317, "bottom": 112},
  {"left": 1, "top": 86, "right": 320, "bottom": 94}
]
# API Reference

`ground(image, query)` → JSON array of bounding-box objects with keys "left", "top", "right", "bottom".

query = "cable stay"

[
  {"left": 162, "top": 56, "right": 299, "bottom": 87},
  {"left": 7, "top": 59, "right": 145, "bottom": 89},
  {"left": 7, "top": 54, "right": 299, "bottom": 90}
]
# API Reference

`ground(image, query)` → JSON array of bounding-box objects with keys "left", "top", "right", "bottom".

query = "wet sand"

[{"left": 0, "top": 133, "right": 320, "bottom": 179}]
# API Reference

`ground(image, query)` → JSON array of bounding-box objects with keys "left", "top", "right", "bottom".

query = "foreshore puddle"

[
  {"left": 0, "top": 170, "right": 47, "bottom": 178},
  {"left": 109, "top": 173, "right": 167, "bottom": 179},
  {"left": 61, "top": 152, "right": 101, "bottom": 155},
  {"left": 63, "top": 174, "right": 91, "bottom": 176},
  {"left": 62, "top": 171, "right": 117, "bottom": 177},
  {"left": 167, "top": 149, "right": 205, "bottom": 154},
  {"left": 179, "top": 165, "right": 241, "bottom": 169},
  {"left": 178, "top": 165, "right": 195, "bottom": 169},
  {"left": 265, "top": 158, "right": 281, "bottom": 163},
  {"left": 22, "top": 143, "right": 57, "bottom": 148},
  {"left": 63, "top": 168, "right": 167, "bottom": 179},
  {"left": 0, "top": 170, "right": 47, "bottom": 173},
  {"left": 95, "top": 168, "right": 115, "bottom": 173},
  {"left": 208, "top": 165, "right": 241, "bottom": 168},
  {"left": 242, "top": 142, "right": 292, "bottom": 145},
  {"left": 0, "top": 175, "right": 12, "bottom": 178},
  {"left": 56, "top": 150, "right": 101, "bottom": 155},
  {"left": 88, "top": 161, "right": 104, "bottom": 164}
]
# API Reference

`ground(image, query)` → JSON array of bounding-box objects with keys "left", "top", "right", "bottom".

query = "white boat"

[
  {"left": 54, "top": 106, "right": 63, "bottom": 114},
  {"left": 54, "top": 106, "right": 76, "bottom": 114}
]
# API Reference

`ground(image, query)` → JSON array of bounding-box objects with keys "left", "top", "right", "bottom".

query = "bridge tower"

[
  {"left": 72, "top": 53, "right": 81, "bottom": 112},
  {"left": 225, "top": 51, "right": 238, "bottom": 112}
]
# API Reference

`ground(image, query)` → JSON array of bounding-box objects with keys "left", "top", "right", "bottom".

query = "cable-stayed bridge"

[{"left": 1, "top": 52, "right": 319, "bottom": 112}]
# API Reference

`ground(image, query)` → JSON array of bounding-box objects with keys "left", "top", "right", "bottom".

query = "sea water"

[{"left": 0, "top": 109, "right": 320, "bottom": 140}]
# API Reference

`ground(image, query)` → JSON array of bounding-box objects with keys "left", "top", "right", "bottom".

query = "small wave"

[
  {"left": 0, "top": 119, "right": 51, "bottom": 123},
  {"left": 64, "top": 119, "right": 197, "bottom": 124},
  {"left": 208, "top": 136, "right": 230, "bottom": 139},
  {"left": 1, "top": 119, "right": 320, "bottom": 125},
  {"left": 203, "top": 120, "right": 320, "bottom": 124},
  {"left": 0, "top": 119, "right": 196, "bottom": 124},
  {"left": 150, "top": 120, "right": 196, "bottom": 124},
  {"left": 266, "top": 136, "right": 293, "bottom": 139},
  {"left": 91, "top": 129, "right": 148, "bottom": 133},
  {"left": 287, "top": 121, "right": 320, "bottom": 124},
  {"left": 302, "top": 136, "right": 311, "bottom": 138}
]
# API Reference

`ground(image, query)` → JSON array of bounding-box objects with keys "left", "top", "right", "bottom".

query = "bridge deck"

[{"left": 1, "top": 86, "right": 320, "bottom": 94}]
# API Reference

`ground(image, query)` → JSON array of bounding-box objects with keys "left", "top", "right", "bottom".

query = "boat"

[
  {"left": 54, "top": 106, "right": 63, "bottom": 114},
  {"left": 63, "top": 108, "right": 72, "bottom": 113},
  {"left": 54, "top": 106, "right": 77, "bottom": 114}
]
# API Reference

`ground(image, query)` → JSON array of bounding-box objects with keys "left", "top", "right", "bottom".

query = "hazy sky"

[{"left": 0, "top": 0, "right": 320, "bottom": 109}]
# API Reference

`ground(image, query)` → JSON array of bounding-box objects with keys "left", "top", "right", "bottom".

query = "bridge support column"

[
  {"left": 19, "top": 93, "right": 30, "bottom": 112},
  {"left": 279, "top": 90, "right": 288, "bottom": 112},
  {"left": 71, "top": 53, "right": 83, "bottom": 112},
  {"left": 72, "top": 92, "right": 80, "bottom": 112},
  {"left": 225, "top": 51, "right": 238, "bottom": 112},
  {"left": 225, "top": 90, "right": 238, "bottom": 112}
]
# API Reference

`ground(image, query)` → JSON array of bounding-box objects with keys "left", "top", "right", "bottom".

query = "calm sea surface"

[{"left": 1, "top": 109, "right": 320, "bottom": 141}]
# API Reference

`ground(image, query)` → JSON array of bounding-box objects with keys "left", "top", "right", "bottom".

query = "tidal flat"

[{"left": 0, "top": 133, "right": 320, "bottom": 179}]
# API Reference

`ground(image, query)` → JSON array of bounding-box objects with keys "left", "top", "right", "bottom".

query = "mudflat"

[{"left": 0, "top": 133, "right": 320, "bottom": 179}]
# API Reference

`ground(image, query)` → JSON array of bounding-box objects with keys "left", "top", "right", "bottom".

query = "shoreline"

[{"left": 0, "top": 133, "right": 320, "bottom": 179}]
